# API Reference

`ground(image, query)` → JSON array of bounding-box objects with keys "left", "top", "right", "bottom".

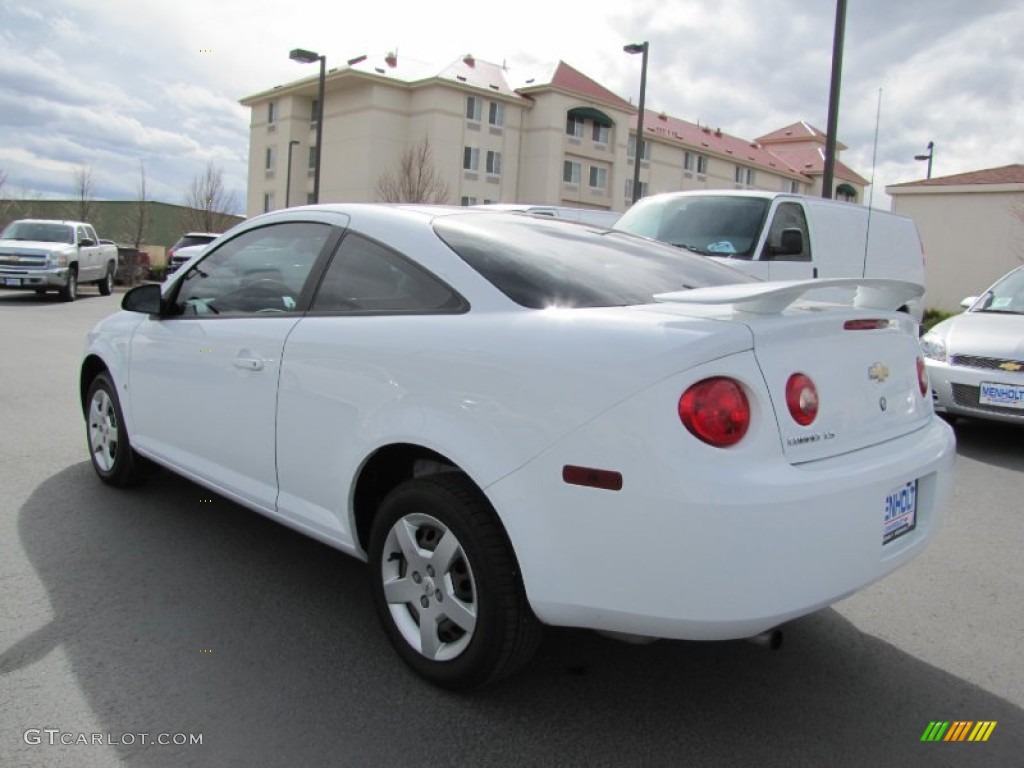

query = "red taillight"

[
  {"left": 678, "top": 377, "right": 750, "bottom": 447},
  {"left": 785, "top": 373, "right": 819, "bottom": 426},
  {"left": 917, "top": 356, "right": 928, "bottom": 397}
]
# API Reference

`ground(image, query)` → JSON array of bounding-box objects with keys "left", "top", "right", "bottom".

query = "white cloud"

[{"left": 1, "top": 0, "right": 1021, "bottom": 213}]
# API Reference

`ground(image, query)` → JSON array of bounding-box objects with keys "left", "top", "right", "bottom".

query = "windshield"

[
  {"left": 615, "top": 196, "right": 770, "bottom": 259},
  {"left": 433, "top": 212, "right": 755, "bottom": 309},
  {"left": 971, "top": 267, "right": 1024, "bottom": 315},
  {"left": 0, "top": 221, "right": 75, "bottom": 244}
]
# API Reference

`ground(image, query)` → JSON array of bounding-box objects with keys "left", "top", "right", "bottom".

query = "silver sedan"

[{"left": 922, "top": 265, "right": 1024, "bottom": 424}]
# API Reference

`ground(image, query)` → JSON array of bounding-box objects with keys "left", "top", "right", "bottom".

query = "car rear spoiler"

[{"left": 653, "top": 278, "right": 924, "bottom": 315}]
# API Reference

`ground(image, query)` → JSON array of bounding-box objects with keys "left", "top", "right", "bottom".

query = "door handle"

[{"left": 233, "top": 357, "right": 265, "bottom": 371}]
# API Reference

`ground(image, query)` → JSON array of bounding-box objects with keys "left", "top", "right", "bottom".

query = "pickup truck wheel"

[
  {"left": 368, "top": 474, "right": 541, "bottom": 690},
  {"left": 86, "top": 372, "right": 140, "bottom": 486},
  {"left": 59, "top": 268, "right": 77, "bottom": 302},
  {"left": 98, "top": 264, "right": 114, "bottom": 296}
]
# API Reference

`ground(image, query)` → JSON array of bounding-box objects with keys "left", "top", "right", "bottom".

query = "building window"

[
  {"left": 625, "top": 179, "right": 649, "bottom": 200},
  {"left": 307, "top": 192, "right": 316, "bottom": 205},
  {"left": 684, "top": 152, "right": 694, "bottom": 171},
  {"left": 268, "top": 101, "right": 277, "bottom": 124},
  {"left": 311, "top": 99, "right": 319, "bottom": 123},
  {"left": 788, "top": 180, "right": 801, "bottom": 194},
  {"left": 592, "top": 123, "right": 609, "bottom": 144},
  {"left": 589, "top": 166, "right": 607, "bottom": 190},
  {"left": 486, "top": 150, "right": 502, "bottom": 175},
  {"left": 488, "top": 102, "right": 504, "bottom": 127},
  {"left": 263, "top": 192, "right": 274, "bottom": 213},
  {"left": 746, "top": 168, "right": 756, "bottom": 185},
  {"left": 735, "top": 165, "right": 744, "bottom": 183},
  {"left": 627, "top": 135, "right": 651, "bottom": 160},
  {"left": 308, "top": 146, "right": 316, "bottom": 169},
  {"left": 566, "top": 114, "right": 584, "bottom": 138},
  {"left": 265, "top": 146, "right": 276, "bottom": 171},
  {"left": 466, "top": 96, "right": 482, "bottom": 122},
  {"left": 463, "top": 146, "right": 480, "bottom": 171},
  {"left": 563, "top": 160, "right": 581, "bottom": 184},
  {"left": 696, "top": 155, "right": 708, "bottom": 175},
  {"left": 460, "top": 196, "right": 478, "bottom": 206}
]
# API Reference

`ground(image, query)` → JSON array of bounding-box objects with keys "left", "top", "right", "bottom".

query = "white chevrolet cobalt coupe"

[{"left": 81, "top": 206, "right": 955, "bottom": 689}]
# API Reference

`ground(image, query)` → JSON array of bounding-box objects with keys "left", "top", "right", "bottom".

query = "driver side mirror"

[
  {"left": 122, "top": 283, "right": 164, "bottom": 315},
  {"left": 774, "top": 228, "right": 803, "bottom": 257},
  {"left": 959, "top": 296, "right": 977, "bottom": 309}
]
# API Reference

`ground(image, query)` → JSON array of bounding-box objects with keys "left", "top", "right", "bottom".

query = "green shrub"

[{"left": 921, "top": 308, "right": 955, "bottom": 333}]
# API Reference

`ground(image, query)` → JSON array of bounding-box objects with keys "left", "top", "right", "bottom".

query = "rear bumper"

[
  {"left": 927, "top": 359, "right": 1024, "bottom": 425},
  {"left": 0, "top": 268, "right": 70, "bottom": 290},
  {"left": 490, "top": 404, "right": 956, "bottom": 641}
]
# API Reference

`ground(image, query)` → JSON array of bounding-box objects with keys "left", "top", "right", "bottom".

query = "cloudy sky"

[{"left": 1, "top": 0, "right": 1021, "bottom": 212}]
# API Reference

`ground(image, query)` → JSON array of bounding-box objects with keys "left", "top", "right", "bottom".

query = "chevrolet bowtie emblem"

[
  {"left": 868, "top": 362, "right": 890, "bottom": 383},
  {"left": 999, "top": 361, "right": 1023, "bottom": 372}
]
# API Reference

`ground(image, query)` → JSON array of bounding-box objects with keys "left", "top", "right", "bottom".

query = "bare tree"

[
  {"left": 0, "top": 168, "right": 11, "bottom": 228},
  {"left": 117, "top": 160, "right": 150, "bottom": 286},
  {"left": 182, "top": 160, "right": 239, "bottom": 233},
  {"left": 375, "top": 137, "right": 451, "bottom": 204},
  {"left": 69, "top": 165, "right": 97, "bottom": 222},
  {"left": 0, "top": 169, "right": 38, "bottom": 229}
]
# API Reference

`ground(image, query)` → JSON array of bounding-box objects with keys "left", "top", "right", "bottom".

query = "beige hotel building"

[{"left": 239, "top": 52, "right": 868, "bottom": 218}]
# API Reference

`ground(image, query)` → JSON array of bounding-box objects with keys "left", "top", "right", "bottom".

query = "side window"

[
  {"left": 172, "top": 221, "right": 331, "bottom": 316},
  {"left": 77, "top": 226, "right": 90, "bottom": 244},
  {"left": 762, "top": 203, "right": 811, "bottom": 262},
  {"left": 311, "top": 233, "right": 464, "bottom": 313}
]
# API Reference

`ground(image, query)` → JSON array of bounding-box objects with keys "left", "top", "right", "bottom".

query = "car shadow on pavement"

[
  {"left": 950, "top": 418, "right": 1024, "bottom": 471},
  {"left": 8, "top": 463, "right": 1023, "bottom": 767}
]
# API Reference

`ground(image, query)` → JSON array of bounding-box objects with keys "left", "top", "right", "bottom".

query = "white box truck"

[{"left": 614, "top": 191, "right": 926, "bottom": 321}]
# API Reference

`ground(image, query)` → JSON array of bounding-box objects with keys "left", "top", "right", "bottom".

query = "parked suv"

[{"left": 166, "top": 232, "right": 219, "bottom": 276}]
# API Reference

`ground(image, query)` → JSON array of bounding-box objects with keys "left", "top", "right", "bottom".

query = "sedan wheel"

[
  {"left": 368, "top": 474, "right": 541, "bottom": 690},
  {"left": 86, "top": 372, "right": 140, "bottom": 486}
]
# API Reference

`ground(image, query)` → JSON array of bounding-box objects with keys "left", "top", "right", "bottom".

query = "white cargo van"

[{"left": 614, "top": 191, "right": 925, "bottom": 320}]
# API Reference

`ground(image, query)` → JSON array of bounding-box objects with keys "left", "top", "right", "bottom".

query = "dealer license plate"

[
  {"left": 979, "top": 381, "right": 1024, "bottom": 410},
  {"left": 3, "top": 278, "right": 21, "bottom": 287},
  {"left": 883, "top": 480, "right": 917, "bottom": 545}
]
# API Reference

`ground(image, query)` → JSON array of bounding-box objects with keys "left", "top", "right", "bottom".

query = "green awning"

[{"left": 568, "top": 107, "right": 614, "bottom": 126}]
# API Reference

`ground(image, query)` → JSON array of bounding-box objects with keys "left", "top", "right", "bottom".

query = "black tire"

[
  {"left": 85, "top": 372, "right": 141, "bottom": 486},
  {"left": 98, "top": 263, "right": 114, "bottom": 296},
  {"left": 59, "top": 267, "right": 77, "bottom": 302},
  {"left": 368, "top": 473, "right": 542, "bottom": 690}
]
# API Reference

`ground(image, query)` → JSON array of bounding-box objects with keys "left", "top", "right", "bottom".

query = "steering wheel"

[{"left": 211, "top": 278, "right": 297, "bottom": 313}]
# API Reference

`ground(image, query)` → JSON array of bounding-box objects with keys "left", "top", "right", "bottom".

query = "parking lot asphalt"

[{"left": 1, "top": 289, "right": 1021, "bottom": 767}]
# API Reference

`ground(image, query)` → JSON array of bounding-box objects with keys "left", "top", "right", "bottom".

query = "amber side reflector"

[
  {"left": 562, "top": 465, "right": 623, "bottom": 491},
  {"left": 844, "top": 319, "right": 891, "bottom": 331}
]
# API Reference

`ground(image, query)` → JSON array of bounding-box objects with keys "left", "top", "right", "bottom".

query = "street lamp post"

[
  {"left": 914, "top": 141, "right": 934, "bottom": 180},
  {"left": 285, "top": 139, "right": 300, "bottom": 208},
  {"left": 624, "top": 41, "right": 649, "bottom": 205},
  {"left": 289, "top": 47, "right": 326, "bottom": 203}
]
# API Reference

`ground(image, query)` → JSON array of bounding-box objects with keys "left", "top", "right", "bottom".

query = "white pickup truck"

[{"left": 0, "top": 219, "right": 119, "bottom": 301}]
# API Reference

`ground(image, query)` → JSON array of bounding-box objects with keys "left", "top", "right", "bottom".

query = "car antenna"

[{"left": 863, "top": 87, "right": 882, "bottom": 278}]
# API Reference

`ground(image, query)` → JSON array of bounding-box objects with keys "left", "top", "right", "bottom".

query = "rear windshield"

[
  {"left": 175, "top": 235, "right": 218, "bottom": 249},
  {"left": 433, "top": 213, "right": 755, "bottom": 309}
]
